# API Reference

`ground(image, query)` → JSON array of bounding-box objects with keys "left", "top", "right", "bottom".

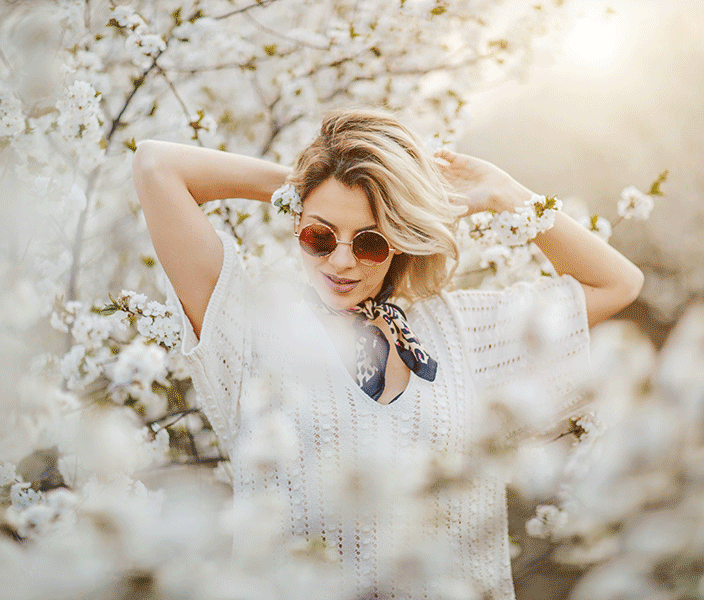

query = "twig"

[
  {"left": 164, "top": 59, "right": 257, "bottom": 74},
  {"left": 105, "top": 47, "right": 166, "bottom": 143},
  {"left": 260, "top": 113, "right": 304, "bottom": 156},
  {"left": 178, "top": 456, "right": 228, "bottom": 466},
  {"left": 145, "top": 408, "right": 201, "bottom": 429},
  {"left": 0, "top": 47, "right": 12, "bottom": 73},
  {"left": 84, "top": 0, "right": 91, "bottom": 31},
  {"left": 155, "top": 65, "right": 203, "bottom": 146},
  {"left": 66, "top": 167, "right": 99, "bottom": 304},
  {"left": 213, "top": 0, "right": 280, "bottom": 20},
  {"left": 242, "top": 10, "right": 328, "bottom": 50}
]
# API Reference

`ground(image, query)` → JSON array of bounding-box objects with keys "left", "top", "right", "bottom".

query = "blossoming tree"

[{"left": 1, "top": 1, "right": 701, "bottom": 599}]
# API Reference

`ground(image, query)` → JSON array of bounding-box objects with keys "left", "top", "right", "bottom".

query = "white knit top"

[{"left": 169, "top": 231, "right": 591, "bottom": 600}]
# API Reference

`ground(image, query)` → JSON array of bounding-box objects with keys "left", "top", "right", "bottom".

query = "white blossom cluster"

[
  {"left": 109, "top": 5, "right": 166, "bottom": 66},
  {"left": 272, "top": 183, "right": 303, "bottom": 217},
  {"left": 117, "top": 290, "right": 181, "bottom": 349},
  {"left": 7, "top": 485, "right": 78, "bottom": 540},
  {"left": 52, "top": 300, "right": 115, "bottom": 390},
  {"left": 578, "top": 214, "right": 613, "bottom": 242},
  {"left": 526, "top": 503, "right": 569, "bottom": 539},
  {"left": 0, "top": 462, "right": 18, "bottom": 486},
  {"left": 59, "top": 343, "right": 106, "bottom": 391},
  {"left": 56, "top": 80, "right": 104, "bottom": 142},
  {"left": 0, "top": 82, "right": 24, "bottom": 138},
  {"left": 617, "top": 184, "right": 655, "bottom": 221},
  {"left": 107, "top": 338, "right": 169, "bottom": 407},
  {"left": 490, "top": 194, "right": 564, "bottom": 247}
]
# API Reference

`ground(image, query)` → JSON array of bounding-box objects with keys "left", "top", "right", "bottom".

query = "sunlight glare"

[{"left": 564, "top": 15, "right": 624, "bottom": 68}]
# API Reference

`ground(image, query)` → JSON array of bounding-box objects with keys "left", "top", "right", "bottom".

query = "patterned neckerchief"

[{"left": 308, "top": 280, "right": 437, "bottom": 401}]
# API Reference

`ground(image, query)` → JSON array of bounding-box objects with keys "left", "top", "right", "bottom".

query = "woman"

[{"left": 132, "top": 109, "right": 643, "bottom": 599}]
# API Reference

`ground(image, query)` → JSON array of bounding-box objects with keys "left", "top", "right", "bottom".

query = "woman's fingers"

[{"left": 434, "top": 147, "right": 455, "bottom": 162}]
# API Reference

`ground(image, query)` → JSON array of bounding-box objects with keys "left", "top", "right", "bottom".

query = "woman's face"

[{"left": 296, "top": 178, "right": 398, "bottom": 311}]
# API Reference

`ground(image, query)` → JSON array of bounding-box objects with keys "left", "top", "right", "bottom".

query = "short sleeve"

[
  {"left": 453, "top": 274, "right": 591, "bottom": 442},
  {"left": 165, "top": 230, "right": 249, "bottom": 451}
]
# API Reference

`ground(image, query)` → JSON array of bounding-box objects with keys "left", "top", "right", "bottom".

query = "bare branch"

[
  {"left": 0, "top": 47, "right": 13, "bottom": 73},
  {"left": 213, "top": 0, "right": 281, "bottom": 21},
  {"left": 66, "top": 167, "right": 99, "bottom": 304},
  {"left": 156, "top": 65, "right": 204, "bottom": 147},
  {"left": 242, "top": 10, "right": 329, "bottom": 50},
  {"left": 163, "top": 58, "right": 257, "bottom": 74},
  {"left": 145, "top": 408, "right": 202, "bottom": 429},
  {"left": 260, "top": 113, "right": 305, "bottom": 156},
  {"left": 106, "top": 47, "right": 166, "bottom": 143}
]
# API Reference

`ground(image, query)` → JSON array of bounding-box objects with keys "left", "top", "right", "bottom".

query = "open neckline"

[{"left": 301, "top": 301, "right": 417, "bottom": 409}]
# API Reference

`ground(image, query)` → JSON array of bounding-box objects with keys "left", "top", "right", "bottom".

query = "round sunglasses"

[{"left": 295, "top": 222, "right": 395, "bottom": 265}]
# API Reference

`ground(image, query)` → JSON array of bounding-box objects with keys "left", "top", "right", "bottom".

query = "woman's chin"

[{"left": 316, "top": 288, "right": 358, "bottom": 311}]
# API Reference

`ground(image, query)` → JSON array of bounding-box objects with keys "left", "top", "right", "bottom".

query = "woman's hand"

[{"left": 433, "top": 148, "right": 534, "bottom": 215}]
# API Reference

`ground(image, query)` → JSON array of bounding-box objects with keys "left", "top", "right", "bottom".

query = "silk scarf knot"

[{"left": 309, "top": 281, "right": 437, "bottom": 401}]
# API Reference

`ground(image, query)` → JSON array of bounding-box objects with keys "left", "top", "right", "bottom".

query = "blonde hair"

[{"left": 288, "top": 108, "right": 464, "bottom": 301}]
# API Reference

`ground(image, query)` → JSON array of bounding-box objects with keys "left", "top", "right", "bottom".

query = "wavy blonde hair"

[{"left": 288, "top": 108, "right": 464, "bottom": 301}]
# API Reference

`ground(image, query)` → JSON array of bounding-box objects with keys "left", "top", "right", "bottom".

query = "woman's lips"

[{"left": 322, "top": 272, "right": 359, "bottom": 293}]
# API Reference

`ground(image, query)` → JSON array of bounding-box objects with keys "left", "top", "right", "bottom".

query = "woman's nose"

[{"left": 326, "top": 240, "right": 357, "bottom": 270}]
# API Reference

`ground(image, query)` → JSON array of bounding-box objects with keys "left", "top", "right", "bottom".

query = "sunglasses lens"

[
  {"left": 353, "top": 231, "right": 390, "bottom": 264},
  {"left": 298, "top": 224, "right": 337, "bottom": 256}
]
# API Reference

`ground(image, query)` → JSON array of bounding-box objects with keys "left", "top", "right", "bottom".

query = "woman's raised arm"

[
  {"left": 434, "top": 148, "right": 644, "bottom": 329},
  {"left": 132, "top": 141, "right": 290, "bottom": 337}
]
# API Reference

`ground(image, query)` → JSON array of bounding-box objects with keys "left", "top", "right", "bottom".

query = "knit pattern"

[{"left": 167, "top": 230, "right": 591, "bottom": 600}]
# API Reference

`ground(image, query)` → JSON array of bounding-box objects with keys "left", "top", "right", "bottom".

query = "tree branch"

[
  {"left": 242, "top": 10, "right": 328, "bottom": 50},
  {"left": 145, "top": 408, "right": 202, "bottom": 429},
  {"left": 105, "top": 48, "right": 166, "bottom": 143},
  {"left": 213, "top": 0, "right": 280, "bottom": 20},
  {"left": 156, "top": 65, "right": 204, "bottom": 146},
  {"left": 66, "top": 167, "right": 99, "bottom": 305}
]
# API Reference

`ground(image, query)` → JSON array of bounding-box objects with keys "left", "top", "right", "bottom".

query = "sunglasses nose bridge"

[{"left": 326, "top": 236, "right": 357, "bottom": 268}]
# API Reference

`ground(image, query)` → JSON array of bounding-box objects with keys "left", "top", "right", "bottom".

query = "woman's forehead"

[{"left": 302, "top": 178, "right": 377, "bottom": 231}]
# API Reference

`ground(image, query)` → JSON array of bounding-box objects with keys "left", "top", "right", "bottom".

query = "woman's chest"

[
  {"left": 242, "top": 303, "right": 478, "bottom": 454},
  {"left": 234, "top": 373, "right": 474, "bottom": 475}
]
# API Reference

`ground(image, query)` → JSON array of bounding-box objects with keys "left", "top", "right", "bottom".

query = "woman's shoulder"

[
  {"left": 404, "top": 289, "right": 466, "bottom": 331},
  {"left": 405, "top": 275, "right": 581, "bottom": 329}
]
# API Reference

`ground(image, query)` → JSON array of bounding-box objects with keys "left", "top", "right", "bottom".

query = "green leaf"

[
  {"left": 648, "top": 170, "right": 669, "bottom": 196},
  {"left": 590, "top": 214, "right": 599, "bottom": 229},
  {"left": 98, "top": 306, "right": 120, "bottom": 316},
  {"left": 430, "top": 6, "right": 447, "bottom": 15}
]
